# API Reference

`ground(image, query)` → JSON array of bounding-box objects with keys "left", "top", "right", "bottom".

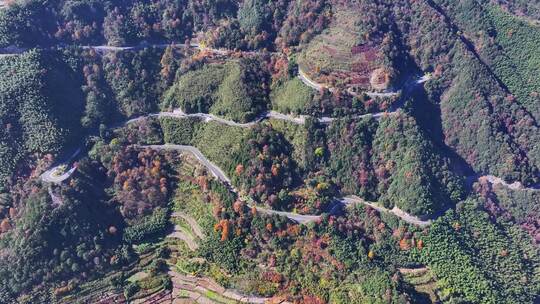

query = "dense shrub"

[
  {"left": 270, "top": 78, "right": 313, "bottom": 114},
  {"left": 418, "top": 200, "right": 540, "bottom": 303},
  {"left": 392, "top": 0, "right": 540, "bottom": 185},
  {"left": 162, "top": 63, "right": 227, "bottom": 113},
  {"left": 163, "top": 58, "right": 270, "bottom": 122},
  {"left": 326, "top": 113, "right": 464, "bottom": 216},
  {"left": 231, "top": 125, "right": 298, "bottom": 208},
  {"left": 372, "top": 114, "right": 465, "bottom": 216},
  {"left": 103, "top": 48, "right": 163, "bottom": 118},
  {"left": 0, "top": 0, "right": 57, "bottom": 47},
  {"left": 160, "top": 116, "right": 201, "bottom": 145},
  {"left": 123, "top": 208, "right": 168, "bottom": 244}
]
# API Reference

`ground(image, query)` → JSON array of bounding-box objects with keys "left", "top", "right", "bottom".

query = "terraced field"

[
  {"left": 297, "top": 3, "right": 386, "bottom": 91},
  {"left": 400, "top": 267, "right": 443, "bottom": 303}
]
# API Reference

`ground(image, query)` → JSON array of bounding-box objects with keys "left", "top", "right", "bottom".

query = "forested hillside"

[
  {"left": 0, "top": 0, "right": 539, "bottom": 303},
  {"left": 0, "top": 50, "right": 83, "bottom": 191},
  {"left": 326, "top": 113, "right": 464, "bottom": 217}
]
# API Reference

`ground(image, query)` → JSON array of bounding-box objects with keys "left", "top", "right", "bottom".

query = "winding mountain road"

[
  {"left": 41, "top": 118, "right": 537, "bottom": 225},
  {"left": 137, "top": 144, "right": 432, "bottom": 226},
  {"left": 137, "top": 144, "right": 232, "bottom": 185},
  {"left": 28, "top": 42, "right": 537, "bottom": 225},
  {"left": 297, "top": 67, "right": 435, "bottom": 124},
  {"left": 141, "top": 143, "right": 540, "bottom": 227},
  {"left": 2, "top": 42, "right": 410, "bottom": 126},
  {"left": 124, "top": 107, "right": 395, "bottom": 129},
  {"left": 79, "top": 42, "right": 275, "bottom": 56},
  {"left": 41, "top": 166, "right": 77, "bottom": 184},
  {"left": 126, "top": 109, "right": 307, "bottom": 127},
  {"left": 0, "top": 41, "right": 266, "bottom": 57},
  {"left": 1, "top": 42, "right": 201, "bottom": 55},
  {"left": 39, "top": 108, "right": 317, "bottom": 186},
  {"left": 137, "top": 144, "right": 326, "bottom": 224},
  {"left": 125, "top": 107, "right": 399, "bottom": 129}
]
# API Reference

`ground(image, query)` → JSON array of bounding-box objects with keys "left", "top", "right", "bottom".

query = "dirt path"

[
  {"left": 298, "top": 67, "right": 403, "bottom": 98},
  {"left": 398, "top": 267, "right": 429, "bottom": 275},
  {"left": 168, "top": 226, "right": 199, "bottom": 251},
  {"left": 137, "top": 144, "right": 232, "bottom": 186},
  {"left": 171, "top": 212, "right": 205, "bottom": 240},
  {"left": 48, "top": 187, "right": 63, "bottom": 207}
]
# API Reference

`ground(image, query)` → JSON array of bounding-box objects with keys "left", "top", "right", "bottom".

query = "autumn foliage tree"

[
  {"left": 231, "top": 125, "right": 298, "bottom": 209},
  {"left": 106, "top": 145, "right": 172, "bottom": 219}
]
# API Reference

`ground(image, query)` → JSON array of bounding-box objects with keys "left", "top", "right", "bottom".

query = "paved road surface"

[
  {"left": 138, "top": 144, "right": 326, "bottom": 224},
  {"left": 40, "top": 148, "right": 81, "bottom": 184},
  {"left": 248, "top": 204, "right": 321, "bottom": 224},
  {"left": 364, "top": 90, "right": 400, "bottom": 98},
  {"left": 0, "top": 41, "right": 263, "bottom": 57},
  {"left": 298, "top": 68, "right": 325, "bottom": 91},
  {"left": 337, "top": 195, "right": 433, "bottom": 227},
  {"left": 41, "top": 166, "right": 77, "bottom": 184},
  {"left": 137, "top": 144, "right": 232, "bottom": 185},
  {"left": 482, "top": 175, "right": 540, "bottom": 191},
  {"left": 126, "top": 107, "right": 399, "bottom": 129},
  {"left": 398, "top": 267, "right": 429, "bottom": 275},
  {"left": 124, "top": 108, "right": 393, "bottom": 129}
]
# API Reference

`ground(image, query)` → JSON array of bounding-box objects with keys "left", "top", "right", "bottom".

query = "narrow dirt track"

[
  {"left": 171, "top": 212, "right": 205, "bottom": 240},
  {"left": 168, "top": 227, "right": 199, "bottom": 251}
]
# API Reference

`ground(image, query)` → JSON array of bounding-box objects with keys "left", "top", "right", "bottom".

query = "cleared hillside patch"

[
  {"left": 297, "top": 5, "right": 385, "bottom": 91},
  {"left": 270, "top": 77, "right": 313, "bottom": 114}
]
